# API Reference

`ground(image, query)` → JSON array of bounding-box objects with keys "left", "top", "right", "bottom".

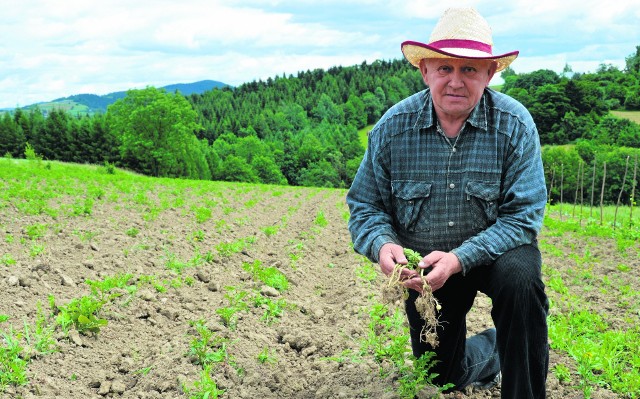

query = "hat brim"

[{"left": 401, "top": 40, "right": 518, "bottom": 72}]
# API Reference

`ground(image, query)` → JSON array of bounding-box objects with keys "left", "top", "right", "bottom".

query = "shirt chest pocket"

[
  {"left": 465, "top": 181, "right": 500, "bottom": 231},
  {"left": 391, "top": 180, "right": 432, "bottom": 232}
]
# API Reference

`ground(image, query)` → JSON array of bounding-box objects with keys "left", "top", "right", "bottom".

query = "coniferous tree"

[{"left": 0, "top": 112, "right": 26, "bottom": 157}]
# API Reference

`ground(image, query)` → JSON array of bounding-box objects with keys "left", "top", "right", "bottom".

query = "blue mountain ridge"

[{"left": 5, "top": 80, "right": 229, "bottom": 114}]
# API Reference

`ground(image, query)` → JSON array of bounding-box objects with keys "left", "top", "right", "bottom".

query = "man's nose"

[{"left": 448, "top": 70, "right": 464, "bottom": 88}]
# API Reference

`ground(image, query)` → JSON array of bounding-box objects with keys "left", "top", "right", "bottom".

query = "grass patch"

[
  {"left": 611, "top": 110, "right": 640, "bottom": 124},
  {"left": 357, "top": 124, "right": 373, "bottom": 149}
]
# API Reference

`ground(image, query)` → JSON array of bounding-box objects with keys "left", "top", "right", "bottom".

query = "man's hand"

[
  {"left": 378, "top": 243, "right": 420, "bottom": 290},
  {"left": 419, "top": 251, "right": 462, "bottom": 291}
]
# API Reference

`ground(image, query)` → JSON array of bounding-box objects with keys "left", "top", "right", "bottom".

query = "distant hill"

[{"left": 5, "top": 80, "right": 229, "bottom": 116}]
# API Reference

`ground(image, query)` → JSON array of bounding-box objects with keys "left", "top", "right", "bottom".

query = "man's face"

[{"left": 419, "top": 58, "right": 497, "bottom": 120}]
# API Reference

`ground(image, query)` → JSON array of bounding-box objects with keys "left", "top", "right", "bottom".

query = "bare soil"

[{"left": 1, "top": 175, "right": 633, "bottom": 399}]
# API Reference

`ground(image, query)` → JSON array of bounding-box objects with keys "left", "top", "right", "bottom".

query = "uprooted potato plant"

[{"left": 381, "top": 248, "right": 442, "bottom": 347}]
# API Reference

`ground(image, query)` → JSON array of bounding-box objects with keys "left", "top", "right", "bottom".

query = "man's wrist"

[{"left": 371, "top": 235, "right": 397, "bottom": 263}]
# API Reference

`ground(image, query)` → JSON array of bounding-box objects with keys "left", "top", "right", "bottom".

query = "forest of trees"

[{"left": 1, "top": 46, "right": 640, "bottom": 203}]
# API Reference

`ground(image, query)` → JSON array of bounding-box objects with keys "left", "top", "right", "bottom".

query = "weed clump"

[{"left": 381, "top": 248, "right": 441, "bottom": 347}]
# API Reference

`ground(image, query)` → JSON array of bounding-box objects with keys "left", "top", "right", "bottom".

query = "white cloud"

[{"left": 1, "top": 0, "right": 638, "bottom": 108}]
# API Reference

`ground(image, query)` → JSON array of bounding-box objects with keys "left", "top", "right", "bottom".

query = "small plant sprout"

[
  {"left": 216, "top": 287, "right": 249, "bottom": 330},
  {"left": 314, "top": 211, "right": 328, "bottom": 227},
  {"left": 190, "top": 229, "right": 205, "bottom": 242},
  {"left": 257, "top": 347, "right": 277, "bottom": 364},
  {"left": 49, "top": 293, "right": 108, "bottom": 335},
  {"left": 134, "top": 366, "right": 153, "bottom": 376},
  {"left": 382, "top": 248, "right": 442, "bottom": 347},
  {"left": 242, "top": 260, "right": 289, "bottom": 292},
  {"left": 553, "top": 363, "right": 571, "bottom": 383},
  {"left": 125, "top": 227, "right": 140, "bottom": 237},
  {"left": 0, "top": 254, "right": 16, "bottom": 266},
  {"left": 194, "top": 207, "right": 212, "bottom": 224},
  {"left": 185, "top": 366, "right": 225, "bottom": 399}
]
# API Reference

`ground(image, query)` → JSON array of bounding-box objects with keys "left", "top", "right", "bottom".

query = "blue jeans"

[{"left": 405, "top": 244, "right": 549, "bottom": 398}]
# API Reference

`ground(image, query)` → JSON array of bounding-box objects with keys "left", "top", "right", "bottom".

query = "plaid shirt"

[{"left": 346, "top": 88, "right": 546, "bottom": 274}]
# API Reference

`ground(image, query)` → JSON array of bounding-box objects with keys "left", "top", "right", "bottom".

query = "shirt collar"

[{"left": 419, "top": 88, "right": 489, "bottom": 132}]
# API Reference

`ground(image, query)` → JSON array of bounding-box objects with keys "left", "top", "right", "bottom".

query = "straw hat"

[{"left": 401, "top": 7, "right": 518, "bottom": 72}]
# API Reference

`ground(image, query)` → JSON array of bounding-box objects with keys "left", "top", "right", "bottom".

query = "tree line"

[
  {"left": 0, "top": 59, "right": 423, "bottom": 188},
  {"left": 1, "top": 47, "right": 639, "bottom": 201}
]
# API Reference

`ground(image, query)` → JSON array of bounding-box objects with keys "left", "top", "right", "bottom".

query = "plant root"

[
  {"left": 382, "top": 263, "right": 409, "bottom": 303},
  {"left": 381, "top": 249, "right": 442, "bottom": 347},
  {"left": 414, "top": 270, "right": 441, "bottom": 347}
]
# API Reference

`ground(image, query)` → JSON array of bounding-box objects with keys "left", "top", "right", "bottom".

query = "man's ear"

[
  {"left": 419, "top": 59, "right": 429, "bottom": 86},
  {"left": 486, "top": 61, "right": 498, "bottom": 86}
]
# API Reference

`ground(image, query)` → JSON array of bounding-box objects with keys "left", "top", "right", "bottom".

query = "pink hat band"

[{"left": 429, "top": 39, "right": 493, "bottom": 55}]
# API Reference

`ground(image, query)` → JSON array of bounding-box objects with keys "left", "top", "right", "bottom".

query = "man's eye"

[
  {"left": 463, "top": 67, "right": 478, "bottom": 75},
  {"left": 437, "top": 66, "right": 452, "bottom": 73}
]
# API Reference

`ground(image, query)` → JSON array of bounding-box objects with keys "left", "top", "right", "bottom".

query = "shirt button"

[
  {"left": 448, "top": 221, "right": 454, "bottom": 227},
  {"left": 449, "top": 183, "right": 455, "bottom": 189},
  {"left": 452, "top": 148, "right": 457, "bottom": 153}
]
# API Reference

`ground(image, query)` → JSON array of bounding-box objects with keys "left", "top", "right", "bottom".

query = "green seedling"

[
  {"left": 24, "top": 223, "right": 47, "bottom": 240},
  {"left": 553, "top": 363, "right": 571, "bottom": 383},
  {"left": 0, "top": 304, "right": 56, "bottom": 392},
  {"left": 261, "top": 225, "right": 279, "bottom": 237},
  {"left": 85, "top": 273, "right": 136, "bottom": 303},
  {"left": 0, "top": 329, "right": 29, "bottom": 391},
  {"left": 73, "top": 229, "right": 97, "bottom": 242},
  {"left": 356, "top": 259, "right": 378, "bottom": 283},
  {"left": 126, "top": 227, "right": 140, "bottom": 237},
  {"left": 194, "top": 207, "right": 212, "bottom": 223},
  {"left": 252, "top": 294, "right": 287, "bottom": 324},
  {"left": 134, "top": 366, "right": 153, "bottom": 376},
  {"left": 215, "top": 236, "right": 256, "bottom": 257},
  {"left": 190, "top": 229, "right": 205, "bottom": 242},
  {"left": 257, "top": 347, "right": 277, "bottom": 365},
  {"left": 185, "top": 366, "right": 225, "bottom": 399},
  {"left": 22, "top": 303, "right": 57, "bottom": 358},
  {"left": 29, "top": 244, "right": 45, "bottom": 258},
  {"left": 50, "top": 295, "right": 108, "bottom": 335},
  {"left": 314, "top": 211, "right": 328, "bottom": 227},
  {"left": 139, "top": 275, "right": 167, "bottom": 293},
  {"left": 242, "top": 260, "right": 289, "bottom": 292},
  {"left": 187, "top": 320, "right": 239, "bottom": 374},
  {"left": 0, "top": 254, "right": 16, "bottom": 266},
  {"left": 356, "top": 300, "right": 451, "bottom": 398},
  {"left": 70, "top": 197, "right": 94, "bottom": 216},
  {"left": 216, "top": 288, "right": 249, "bottom": 330}
]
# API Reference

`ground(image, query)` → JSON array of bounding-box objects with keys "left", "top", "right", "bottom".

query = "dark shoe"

[{"left": 471, "top": 371, "right": 501, "bottom": 390}]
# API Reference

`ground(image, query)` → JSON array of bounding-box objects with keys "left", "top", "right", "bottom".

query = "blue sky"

[{"left": 1, "top": 0, "right": 639, "bottom": 109}]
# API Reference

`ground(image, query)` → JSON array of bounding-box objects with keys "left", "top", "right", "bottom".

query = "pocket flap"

[
  {"left": 392, "top": 180, "right": 432, "bottom": 200},
  {"left": 465, "top": 181, "right": 500, "bottom": 202}
]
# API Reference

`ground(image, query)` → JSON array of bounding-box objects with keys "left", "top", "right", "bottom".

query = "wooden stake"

[
  {"left": 631, "top": 154, "right": 638, "bottom": 227},
  {"left": 590, "top": 161, "right": 596, "bottom": 218},
  {"left": 560, "top": 164, "right": 564, "bottom": 221},
  {"left": 580, "top": 161, "right": 585, "bottom": 226},
  {"left": 614, "top": 156, "right": 630, "bottom": 230},
  {"left": 600, "top": 162, "right": 606, "bottom": 226}
]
